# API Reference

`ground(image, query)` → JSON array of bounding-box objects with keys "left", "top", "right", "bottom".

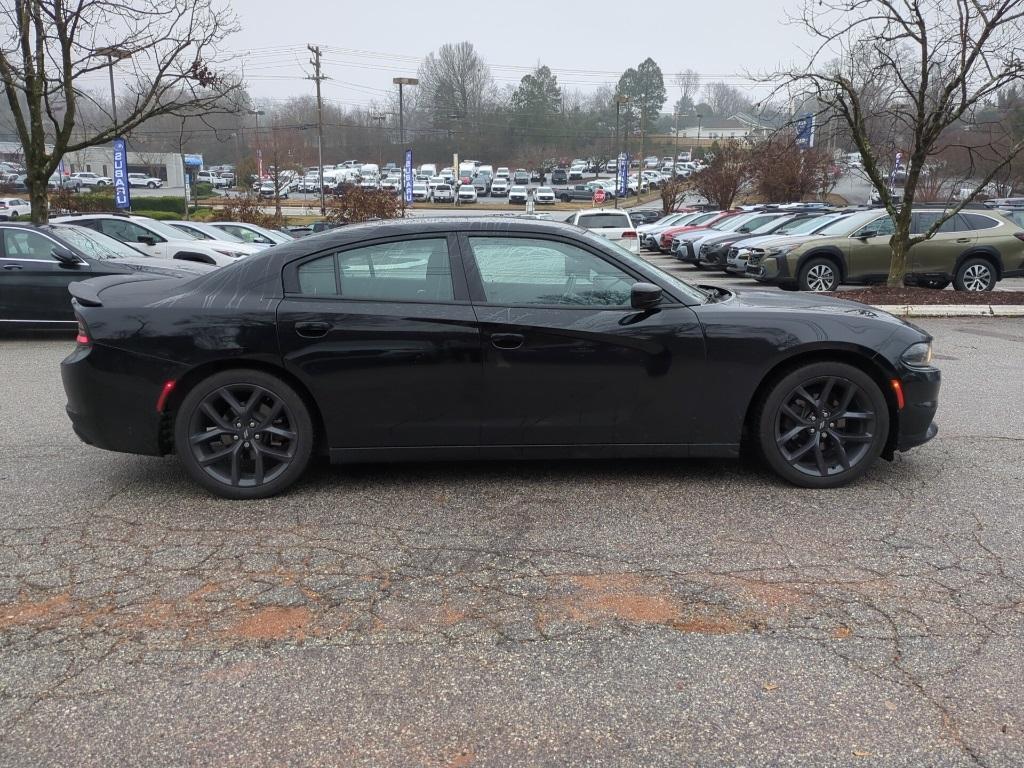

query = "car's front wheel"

[
  {"left": 799, "top": 257, "right": 840, "bottom": 292},
  {"left": 954, "top": 257, "right": 995, "bottom": 291},
  {"left": 756, "top": 362, "right": 889, "bottom": 488},
  {"left": 174, "top": 369, "right": 314, "bottom": 499}
]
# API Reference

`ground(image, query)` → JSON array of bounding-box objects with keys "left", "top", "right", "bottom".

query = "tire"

[
  {"left": 798, "top": 256, "right": 840, "bottom": 292},
  {"left": 953, "top": 257, "right": 995, "bottom": 292},
  {"left": 756, "top": 361, "right": 889, "bottom": 489},
  {"left": 147, "top": 182, "right": 157, "bottom": 189},
  {"left": 174, "top": 369, "right": 314, "bottom": 499},
  {"left": 9, "top": 212, "right": 17, "bottom": 221}
]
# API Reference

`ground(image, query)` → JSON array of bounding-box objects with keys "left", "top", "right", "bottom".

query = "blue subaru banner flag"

[
  {"left": 795, "top": 113, "right": 815, "bottom": 150},
  {"left": 404, "top": 149, "right": 414, "bottom": 204},
  {"left": 617, "top": 153, "right": 629, "bottom": 197},
  {"left": 112, "top": 137, "right": 131, "bottom": 209}
]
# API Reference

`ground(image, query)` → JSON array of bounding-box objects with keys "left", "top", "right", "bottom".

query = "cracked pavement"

[{"left": 1, "top": 318, "right": 1023, "bottom": 766}]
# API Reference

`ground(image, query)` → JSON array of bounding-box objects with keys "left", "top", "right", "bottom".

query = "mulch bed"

[{"left": 827, "top": 287, "right": 1024, "bottom": 305}]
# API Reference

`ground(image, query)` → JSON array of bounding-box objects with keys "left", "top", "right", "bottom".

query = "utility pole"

[
  {"left": 371, "top": 113, "right": 387, "bottom": 166},
  {"left": 393, "top": 77, "right": 419, "bottom": 146},
  {"left": 307, "top": 44, "right": 328, "bottom": 215},
  {"left": 614, "top": 95, "right": 630, "bottom": 209}
]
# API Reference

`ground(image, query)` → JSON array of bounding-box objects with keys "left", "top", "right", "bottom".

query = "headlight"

[{"left": 901, "top": 341, "right": 934, "bottom": 368}]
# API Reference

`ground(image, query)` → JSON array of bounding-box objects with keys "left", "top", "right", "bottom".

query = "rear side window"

[
  {"left": 961, "top": 213, "right": 1000, "bottom": 230},
  {"left": 296, "top": 238, "right": 454, "bottom": 302},
  {"left": 912, "top": 212, "right": 966, "bottom": 233},
  {"left": 575, "top": 213, "right": 632, "bottom": 229}
]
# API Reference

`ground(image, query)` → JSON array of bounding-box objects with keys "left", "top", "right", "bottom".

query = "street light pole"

[
  {"left": 248, "top": 109, "right": 265, "bottom": 180},
  {"left": 95, "top": 46, "right": 132, "bottom": 128},
  {"left": 613, "top": 95, "right": 630, "bottom": 209},
  {"left": 392, "top": 77, "right": 419, "bottom": 146}
]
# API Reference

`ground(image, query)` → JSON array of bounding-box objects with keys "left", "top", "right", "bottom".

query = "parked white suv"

[
  {"left": 69, "top": 172, "right": 111, "bottom": 187},
  {"left": 52, "top": 214, "right": 250, "bottom": 266},
  {"left": 196, "top": 170, "right": 229, "bottom": 188},
  {"left": 568, "top": 208, "right": 639, "bottom": 253},
  {"left": 127, "top": 173, "right": 163, "bottom": 189}
]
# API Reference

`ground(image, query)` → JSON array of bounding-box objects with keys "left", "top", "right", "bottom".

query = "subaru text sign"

[
  {"left": 795, "top": 113, "right": 815, "bottom": 150},
  {"left": 404, "top": 149, "right": 414, "bottom": 204},
  {"left": 112, "top": 137, "right": 131, "bottom": 209},
  {"left": 617, "top": 153, "right": 629, "bottom": 197}
]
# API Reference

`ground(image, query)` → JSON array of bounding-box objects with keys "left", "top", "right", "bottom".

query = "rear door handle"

[
  {"left": 956, "top": 238, "right": 971, "bottom": 243},
  {"left": 295, "top": 321, "right": 330, "bottom": 338},
  {"left": 2, "top": 264, "right": 22, "bottom": 270},
  {"left": 490, "top": 332, "right": 524, "bottom": 350}
]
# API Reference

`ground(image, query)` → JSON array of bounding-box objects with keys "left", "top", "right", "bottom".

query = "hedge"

[{"left": 73, "top": 191, "right": 187, "bottom": 214}]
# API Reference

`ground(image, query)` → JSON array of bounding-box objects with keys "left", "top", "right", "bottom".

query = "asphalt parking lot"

[{"left": 2, "top": 319, "right": 1023, "bottom": 767}]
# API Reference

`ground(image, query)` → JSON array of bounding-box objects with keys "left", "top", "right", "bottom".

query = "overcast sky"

[{"left": 230, "top": 0, "right": 812, "bottom": 110}]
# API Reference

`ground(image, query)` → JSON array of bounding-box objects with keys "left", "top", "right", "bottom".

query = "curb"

[{"left": 871, "top": 304, "right": 1024, "bottom": 317}]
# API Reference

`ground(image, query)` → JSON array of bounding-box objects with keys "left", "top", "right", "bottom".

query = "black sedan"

[
  {"left": 1, "top": 222, "right": 214, "bottom": 329},
  {"left": 61, "top": 218, "right": 940, "bottom": 499}
]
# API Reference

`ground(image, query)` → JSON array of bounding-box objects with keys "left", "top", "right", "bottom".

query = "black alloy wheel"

[
  {"left": 757, "top": 362, "right": 889, "bottom": 488},
  {"left": 174, "top": 370, "right": 313, "bottom": 499}
]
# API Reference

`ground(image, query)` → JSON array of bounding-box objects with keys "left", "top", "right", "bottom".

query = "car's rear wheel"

[
  {"left": 954, "top": 258, "right": 995, "bottom": 291},
  {"left": 756, "top": 362, "right": 889, "bottom": 489},
  {"left": 174, "top": 369, "right": 313, "bottom": 499},
  {"left": 799, "top": 257, "right": 840, "bottom": 292}
]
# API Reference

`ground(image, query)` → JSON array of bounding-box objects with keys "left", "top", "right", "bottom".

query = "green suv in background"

[{"left": 746, "top": 208, "right": 1024, "bottom": 291}]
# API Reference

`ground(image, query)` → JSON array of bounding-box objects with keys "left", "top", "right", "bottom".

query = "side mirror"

[
  {"left": 858, "top": 230, "right": 878, "bottom": 240},
  {"left": 51, "top": 246, "right": 81, "bottom": 266},
  {"left": 631, "top": 282, "right": 663, "bottom": 310},
  {"left": 137, "top": 235, "right": 156, "bottom": 246},
  {"left": 738, "top": 226, "right": 751, "bottom": 233}
]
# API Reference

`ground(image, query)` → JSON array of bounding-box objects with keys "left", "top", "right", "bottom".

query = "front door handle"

[
  {"left": 2, "top": 264, "right": 22, "bottom": 270},
  {"left": 295, "top": 321, "right": 330, "bottom": 338},
  {"left": 490, "top": 332, "right": 524, "bottom": 350},
  {"left": 955, "top": 238, "right": 971, "bottom": 243}
]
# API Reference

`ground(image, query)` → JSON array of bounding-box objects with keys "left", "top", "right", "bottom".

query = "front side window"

[
  {"left": 2, "top": 229, "right": 57, "bottom": 260},
  {"left": 467, "top": 236, "right": 636, "bottom": 307},
  {"left": 99, "top": 219, "right": 160, "bottom": 244},
  {"left": 855, "top": 216, "right": 895, "bottom": 237},
  {"left": 296, "top": 238, "right": 454, "bottom": 302}
]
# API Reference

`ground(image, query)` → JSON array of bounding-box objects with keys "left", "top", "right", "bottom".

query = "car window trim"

[
  {"left": 0, "top": 227, "right": 80, "bottom": 263},
  {"left": 282, "top": 232, "right": 470, "bottom": 304},
  {"left": 456, "top": 231, "right": 686, "bottom": 309}
]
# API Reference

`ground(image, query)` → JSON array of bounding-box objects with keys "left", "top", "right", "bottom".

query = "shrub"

[
  {"left": 325, "top": 186, "right": 401, "bottom": 224},
  {"left": 210, "top": 194, "right": 285, "bottom": 229}
]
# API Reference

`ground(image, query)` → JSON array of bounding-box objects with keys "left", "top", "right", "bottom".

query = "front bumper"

[{"left": 895, "top": 366, "right": 941, "bottom": 453}]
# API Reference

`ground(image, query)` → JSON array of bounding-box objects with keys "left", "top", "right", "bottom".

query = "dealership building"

[{"left": 0, "top": 140, "right": 194, "bottom": 187}]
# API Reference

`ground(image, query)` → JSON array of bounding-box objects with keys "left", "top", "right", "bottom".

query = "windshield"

[
  {"left": 817, "top": 210, "right": 878, "bottom": 236},
  {"left": 582, "top": 230, "right": 709, "bottom": 304},
  {"left": 49, "top": 224, "right": 147, "bottom": 260},
  {"left": 777, "top": 214, "right": 837, "bottom": 235},
  {"left": 537, "top": 187, "right": 552, "bottom": 193},
  {"left": 713, "top": 214, "right": 756, "bottom": 232},
  {"left": 176, "top": 222, "right": 244, "bottom": 242}
]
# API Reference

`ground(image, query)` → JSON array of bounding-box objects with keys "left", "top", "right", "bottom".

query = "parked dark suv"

[
  {"left": 747, "top": 208, "right": 1024, "bottom": 291},
  {"left": 550, "top": 168, "right": 569, "bottom": 185}
]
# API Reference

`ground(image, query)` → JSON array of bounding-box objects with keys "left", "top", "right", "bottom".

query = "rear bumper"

[{"left": 61, "top": 343, "right": 178, "bottom": 457}]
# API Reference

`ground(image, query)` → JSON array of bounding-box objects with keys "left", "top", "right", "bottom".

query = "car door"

[
  {"left": 910, "top": 212, "right": 974, "bottom": 276},
  {"left": 846, "top": 214, "right": 896, "bottom": 282},
  {"left": 0, "top": 227, "right": 90, "bottom": 323},
  {"left": 277, "top": 233, "right": 483, "bottom": 452},
  {"left": 460, "top": 233, "right": 706, "bottom": 448},
  {"left": 93, "top": 218, "right": 169, "bottom": 258}
]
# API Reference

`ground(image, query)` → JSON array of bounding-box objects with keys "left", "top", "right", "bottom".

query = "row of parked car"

[
  {"left": 639, "top": 203, "right": 1024, "bottom": 291},
  {"left": 0, "top": 213, "right": 298, "bottom": 327}
]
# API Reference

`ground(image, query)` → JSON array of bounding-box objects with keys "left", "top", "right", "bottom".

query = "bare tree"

[
  {"left": 775, "top": 0, "right": 1024, "bottom": 286},
  {"left": 702, "top": 81, "right": 751, "bottom": 117},
  {"left": 0, "top": 0, "right": 241, "bottom": 222},
  {"left": 689, "top": 140, "right": 753, "bottom": 208},
  {"left": 418, "top": 42, "right": 493, "bottom": 123},
  {"left": 676, "top": 69, "right": 701, "bottom": 112}
]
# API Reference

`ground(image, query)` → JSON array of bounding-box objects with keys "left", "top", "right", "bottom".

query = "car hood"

[
  {"left": 746, "top": 232, "right": 827, "bottom": 251},
  {"left": 699, "top": 285, "right": 908, "bottom": 327}
]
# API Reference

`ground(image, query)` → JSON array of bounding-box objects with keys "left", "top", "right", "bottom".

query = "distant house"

[{"left": 675, "top": 112, "right": 775, "bottom": 141}]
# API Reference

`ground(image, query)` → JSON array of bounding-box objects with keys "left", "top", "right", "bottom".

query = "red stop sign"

[{"left": 593, "top": 187, "right": 606, "bottom": 204}]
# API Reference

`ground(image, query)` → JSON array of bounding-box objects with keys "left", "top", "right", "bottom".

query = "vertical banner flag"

[
  {"left": 795, "top": 114, "right": 815, "bottom": 149},
  {"left": 404, "top": 149, "right": 414, "bottom": 204},
  {"left": 617, "top": 153, "right": 629, "bottom": 197},
  {"left": 112, "top": 137, "right": 131, "bottom": 209}
]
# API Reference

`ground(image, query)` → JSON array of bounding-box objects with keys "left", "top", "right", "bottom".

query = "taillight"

[
  {"left": 1013, "top": 232, "right": 1024, "bottom": 242},
  {"left": 75, "top": 316, "right": 91, "bottom": 346},
  {"left": 622, "top": 230, "right": 637, "bottom": 238}
]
